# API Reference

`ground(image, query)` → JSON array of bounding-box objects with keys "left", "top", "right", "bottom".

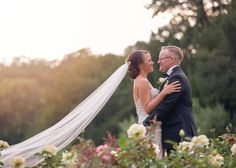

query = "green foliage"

[
  {"left": 118, "top": 115, "right": 137, "bottom": 138},
  {"left": 193, "top": 98, "right": 229, "bottom": 135},
  {"left": 184, "top": 14, "right": 236, "bottom": 122},
  {"left": 148, "top": 0, "right": 231, "bottom": 41},
  {"left": 14, "top": 127, "right": 236, "bottom": 167},
  {"left": 0, "top": 78, "right": 46, "bottom": 144},
  {"left": 116, "top": 137, "right": 157, "bottom": 167},
  {"left": 1, "top": 125, "right": 236, "bottom": 167},
  {"left": 36, "top": 152, "right": 61, "bottom": 168},
  {"left": 160, "top": 130, "right": 236, "bottom": 168}
]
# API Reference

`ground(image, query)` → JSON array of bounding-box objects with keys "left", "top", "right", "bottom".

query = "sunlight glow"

[{"left": 0, "top": 0, "right": 168, "bottom": 63}]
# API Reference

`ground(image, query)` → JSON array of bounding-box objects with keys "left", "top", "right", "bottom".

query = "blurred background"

[{"left": 0, "top": 0, "right": 235, "bottom": 145}]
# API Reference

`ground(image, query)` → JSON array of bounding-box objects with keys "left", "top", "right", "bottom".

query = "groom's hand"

[
  {"left": 142, "top": 120, "right": 150, "bottom": 127},
  {"left": 142, "top": 118, "right": 154, "bottom": 126},
  {"left": 143, "top": 114, "right": 158, "bottom": 126}
]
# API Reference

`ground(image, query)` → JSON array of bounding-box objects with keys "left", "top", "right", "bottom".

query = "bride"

[{"left": 127, "top": 50, "right": 180, "bottom": 157}]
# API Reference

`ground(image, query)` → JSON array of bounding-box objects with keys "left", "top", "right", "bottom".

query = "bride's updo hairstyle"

[{"left": 127, "top": 50, "right": 149, "bottom": 79}]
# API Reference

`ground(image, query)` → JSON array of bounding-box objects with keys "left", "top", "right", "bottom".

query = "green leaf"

[{"left": 118, "top": 136, "right": 127, "bottom": 148}]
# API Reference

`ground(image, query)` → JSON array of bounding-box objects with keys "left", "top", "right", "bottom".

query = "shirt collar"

[{"left": 166, "top": 65, "right": 179, "bottom": 76}]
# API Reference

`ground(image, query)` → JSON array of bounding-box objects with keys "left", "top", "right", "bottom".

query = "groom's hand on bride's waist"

[
  {"left": 142, "top": 119, "right": 153, "bottom": 127},
  {"left": 143, "top": 115, "right": 158, "bottom": 126}
]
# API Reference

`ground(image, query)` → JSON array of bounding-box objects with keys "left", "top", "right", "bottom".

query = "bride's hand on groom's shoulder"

[{"left": 163, "top": 80, "right": 181, "bottom": 95}]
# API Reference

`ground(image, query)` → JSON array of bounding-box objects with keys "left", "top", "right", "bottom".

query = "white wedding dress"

[{"left": 135, "top": 87, "right": 163, "bottom": 159}]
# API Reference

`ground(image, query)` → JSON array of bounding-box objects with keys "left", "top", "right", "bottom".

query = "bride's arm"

[{"left": 139, "top": 80, "right": 181, "bottom": 114}]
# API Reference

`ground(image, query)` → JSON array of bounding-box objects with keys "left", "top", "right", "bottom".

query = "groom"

[{"left": 143, "top": 45, "right": 197, "bottom": 153}]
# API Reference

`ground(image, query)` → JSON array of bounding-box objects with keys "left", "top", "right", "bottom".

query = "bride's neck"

[{"left": 138, "top": 71, "right": 148, "bottom": 78}]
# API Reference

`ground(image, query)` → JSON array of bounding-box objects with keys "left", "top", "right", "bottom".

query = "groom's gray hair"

[{"left": 161, "top": 45, "right": 184, "bottom": 62}]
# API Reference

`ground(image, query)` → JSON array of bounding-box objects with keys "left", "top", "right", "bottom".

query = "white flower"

[
  {"left": 191, "top": 135, "right": 209, "bottom": 148},
  {"left": 159, "top": 77, "right": 167, "bottom": 83},
  {"left": 9, "top": 156, "right": 25, "bottom": 168},
  {"left": 231, "top": 143, "right": 236, "bottom": 156},
  {"left": 111, "top": 150, "right": 117, "bottom": 155},
  {"left": 61, "top": 151, "right": 78, "bottom": 167},
  {"left": 210, "top": 153, "right": 224, "bottom": 167},
  {"left": 0, "top": 140, "right": 9, "bottom": 149},
  {"left": 111, "top": 150, "right": 119, "bottom": 157},
  {"left": 127, "top": 124, "right": 146, "bottom": 139},
  {"left": 178, "top": 141, "right": 193, "bottom": 152},
  {"left": 43, "top": 144, "right": 57, "bottom": 156}
]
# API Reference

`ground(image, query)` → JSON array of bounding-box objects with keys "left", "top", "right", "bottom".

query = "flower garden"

[{"left": 1, "top": 124, "right": 236, "bottom": 168}]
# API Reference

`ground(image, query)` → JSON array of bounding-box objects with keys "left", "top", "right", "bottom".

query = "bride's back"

[
  {"left": 133, "top": 76, "right": 159, "bottom": 123},
  {"left": 135, "top": 87, "right": 159, "bottom": 123}
]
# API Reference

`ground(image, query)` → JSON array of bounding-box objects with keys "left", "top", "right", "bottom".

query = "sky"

[{"left": 0, "top": 0, "right": 171, "bottom": 63}]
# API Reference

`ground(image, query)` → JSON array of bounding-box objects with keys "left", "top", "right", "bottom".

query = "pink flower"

[
  {"left": 96, "top": 144, "right": 112, "bottom": 163},
  {"left": 96, "top": 144, "right": 108, "bottom": 156},
  {"left": 115, "top": 147, "right": 121, "bottom": 152}
]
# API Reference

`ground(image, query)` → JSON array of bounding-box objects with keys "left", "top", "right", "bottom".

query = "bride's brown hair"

[{"left": 127, "top": 50, "right": 149, "bottom": 79}]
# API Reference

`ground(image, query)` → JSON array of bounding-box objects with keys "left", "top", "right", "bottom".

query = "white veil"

[{"left": 0, "top": 63, "right": 129, "bottom": 167}]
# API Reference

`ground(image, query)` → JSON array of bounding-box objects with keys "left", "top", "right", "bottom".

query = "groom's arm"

[
  {"left": 143, "top": 75, "right": 184, "bottom": 126},
  {"left": 142, "top": 107, "right": 158, "bottom": 126}
]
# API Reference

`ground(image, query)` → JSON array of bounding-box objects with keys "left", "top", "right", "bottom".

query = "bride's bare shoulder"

[{"left": 134, "top": 77, "right": 149, "bottom": 87}]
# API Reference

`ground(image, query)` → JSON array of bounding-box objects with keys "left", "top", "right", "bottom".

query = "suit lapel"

[{"left": 159, "top": 66, "right": 182, "bottom": 91}]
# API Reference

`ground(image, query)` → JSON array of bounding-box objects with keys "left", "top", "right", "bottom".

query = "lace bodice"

[{"left": 135, "top": 88, "right": 159, "bottom": 124}]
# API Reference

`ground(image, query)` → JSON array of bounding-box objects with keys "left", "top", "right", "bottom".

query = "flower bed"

[{"left": 1, "top": 124, "right": 236, "bottom": 168}]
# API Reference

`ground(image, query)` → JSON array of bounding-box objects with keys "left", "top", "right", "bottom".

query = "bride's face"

[{"left": 140, "top": 53, "right": 154, "bottom": 73}]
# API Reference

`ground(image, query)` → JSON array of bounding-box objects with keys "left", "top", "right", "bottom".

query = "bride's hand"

[{"left": 162, "top": 80, "right": 181, "bottom": 95}]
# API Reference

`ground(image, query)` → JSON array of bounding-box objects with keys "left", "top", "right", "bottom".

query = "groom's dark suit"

[{"left": 143, "top": 66, "right": 197, "bottom": 151}]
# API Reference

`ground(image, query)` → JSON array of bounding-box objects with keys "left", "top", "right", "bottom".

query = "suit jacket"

[{"left": 143, "top": 66, "right": 197, "bottom": 151}]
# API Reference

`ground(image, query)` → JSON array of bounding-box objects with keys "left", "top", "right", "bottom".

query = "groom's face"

[{"left": 157, "top": 50, "right": 174, "bottom": 72}]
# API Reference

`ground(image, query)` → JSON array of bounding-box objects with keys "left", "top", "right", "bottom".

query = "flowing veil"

[{"left": 0, "top": 63, "right": 129, "bottom": 167}]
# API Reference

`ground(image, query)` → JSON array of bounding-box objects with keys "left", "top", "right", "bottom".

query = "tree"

[
  {"left": 148, "top": 0, "right": 231, "bottom": 40},
  {"left": 0, "top": 78, "right": 46, "bottom": 144}
]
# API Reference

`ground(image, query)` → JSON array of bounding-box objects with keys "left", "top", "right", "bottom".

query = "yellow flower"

[
  {"left": 43, "top": 144, "right": 57, "bottom": 156},
  {"left": 210, "top": 153, "right": 224, "bottom": 167},
  {"left": 127, "top": 124, "right": 146, "bottom": 139},
  {"left": 0, "top": 140, "right": 9, "bottom": 149},
  {"left": 61, "top": 151, "right": 78, "bottom": 167},
  {"left": 191, "top": 135, "right": 209, "bottom": 148},
  {"left": 177, "top": 141, "right": 193, "bottom": 152},
  {"left": 9, "top": 156, "right": 25, "bottom": 168}
]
